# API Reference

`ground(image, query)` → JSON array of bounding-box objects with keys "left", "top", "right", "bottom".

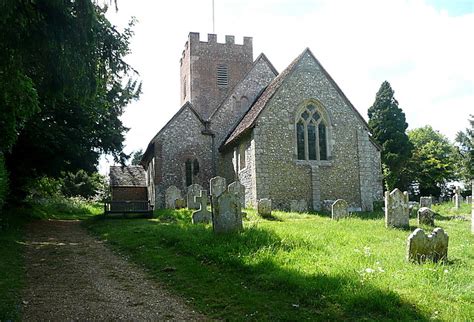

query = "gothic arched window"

[
  {"left": 185, "top": 158, "right": 199, "bottom": 187},
  {"left": 296, "top": 103, "right": 329, "bottom": 161}
]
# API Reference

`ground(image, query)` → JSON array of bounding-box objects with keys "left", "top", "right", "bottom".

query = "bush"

[{"left": 0, "top": 154, "right": 8, "bottom": 211}]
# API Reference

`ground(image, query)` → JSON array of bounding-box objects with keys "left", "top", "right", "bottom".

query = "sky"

[{"left": 101, "top": 0, "right": 474, "bottom": 172}]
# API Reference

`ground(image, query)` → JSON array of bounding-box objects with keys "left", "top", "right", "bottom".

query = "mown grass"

[{"left": 85, "top": 205, "right": 474, "bottom": 320}]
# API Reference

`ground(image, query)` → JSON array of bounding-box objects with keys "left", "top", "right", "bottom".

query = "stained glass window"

[
  {"left": 319, "top": 123, "right": 327, "bottom": 160},
  {"left": 308, "top": 123, "right": 317, "bottom": 160},
  {"left": 296, "top": 103, "right": 329, "bottom": 161},
  {"left": 297, "top": 121, "right": 305, "bottom": 160}
]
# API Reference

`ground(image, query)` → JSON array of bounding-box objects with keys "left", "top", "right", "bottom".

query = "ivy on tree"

[
  {"left": 368, "top": 81, "right": 412, "bottom": 191},
  {"left": 0, "top": 0, "right": 141, "bottom": 199}
]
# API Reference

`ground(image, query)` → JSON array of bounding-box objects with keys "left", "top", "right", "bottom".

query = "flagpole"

[{"left": 212, "top": 0, "right": 215, "bottom": 33}]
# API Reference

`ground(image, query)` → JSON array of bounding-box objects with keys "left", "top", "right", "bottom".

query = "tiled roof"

[
  {"left": 223, "top": 50, "right": 306, "bottom": 147},
  {"left": 109, "top": 166, "right": 146, "bottom": 187}
]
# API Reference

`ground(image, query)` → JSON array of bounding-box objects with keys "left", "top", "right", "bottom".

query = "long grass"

[{"left": 85, "top": 205, "right": 474, "bottom": 320}]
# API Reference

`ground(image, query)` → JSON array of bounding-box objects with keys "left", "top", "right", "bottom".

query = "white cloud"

[{"left": 99, "top": 0, "right": 474, "bottom": 173}]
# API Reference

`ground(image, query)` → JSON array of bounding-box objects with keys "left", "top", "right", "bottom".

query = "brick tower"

[{"left": 180, "top": 32, "right": 253, "bottom": 120}]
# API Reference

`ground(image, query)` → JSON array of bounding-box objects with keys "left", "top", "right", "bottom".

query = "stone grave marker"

[
  {"left": 210, "top": 176, "right": 227, "bottom": 198},
  {"left": 465, "top": 196, "right": 472, "bottom": 204},
  {"left": 212, "top": 191, "right": 243, "bottom": 233},
  {"left": 407, "top": 227, "right": 449, "bottom": 263},
  {"left": 453, "top": 187, "right": 461, "bottom": 209},
  {"left": 257, "top": 198, "right": 272, "bottom": 217},
  {"left": 165, "top": 185, "right": 182, "bottom": 209},
  {"left": 331, "top": 199, "right": 349, "bottom": 220},
  {"left": 290, "top": 199, "right": 307, "bottom": 213},
  {"left": 385, "top": 189, "right": 409, "bottom": 228},
  {"left": 419, "top": 196, "right": 432, "bottom": 209},
  {"left": 417, "top": 207, "right": 435, "bottom": 226},
  {"left": 186, "top": 183, "right": 203, "bottom": 210},
  {"left": 192, "top": 190, "right": 212, "bottom": 224},
  {"left": 175, "top": 198, "right": 186, "bottom": 209},
  {"left": 228, "top": 181, "right": 245, "bottom": 207}
]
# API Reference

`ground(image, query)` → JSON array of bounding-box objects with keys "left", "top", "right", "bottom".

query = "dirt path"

[{"left": 22, "top": 220, "right": 205, "bottom": 321}]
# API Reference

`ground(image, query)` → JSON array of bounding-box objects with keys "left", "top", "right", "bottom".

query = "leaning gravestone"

[
  {"left": 213, "top": 191, "right": 243, "bottom": 233},
  {"left": 419, "top": 196, "right": 432, "bottom": 209},
  {"left": 385, "top": 189, "right": 409, "bottom": 228},
  {"left": 228, "top": 181, "right": 245, "bottom": 208},
  {"left": 331, "top": 199, "right": 349, "bottom": 220},
  {"left": 407, "top": 227, "right": 449, "bottom": 263},
  {"left": 165, "top": 185, "right": 182, "bottom": 209},
  {"left": 210, "top": 176, "right": 227, "bottom": 199},
  {"left": 290, "top": 199, "right": 307, "bottom": 213},
  {"left": 257, "top": 198, "right": 272, "bottom": 217},
  {"left": 417, "top": 207, "right": 435, "bottom": 226},
  {"left": 186, "top": 183, "right": 203, "bottom": 210},
  {"left": 192, "top": 190, "right": 212, "bottom": 224}
]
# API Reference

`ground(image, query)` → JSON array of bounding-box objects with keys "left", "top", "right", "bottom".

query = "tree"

[
  {"left": 368, "top": 81, "right": 412, "bottom": 190},
  {"left": 130, "top": 149, "right": 143, "bottom": 165},
  {"left": 1, "top": 1, "right": 141, "bottom": 199},
  {"left": 61, "top": 170, "right": 105, "bottom": 199},
  {"left": 407, "top": 126, "right": 456, "bottom": 197},
  {"left": 455, "top": 115, "right": 474, "bottom": 182}
]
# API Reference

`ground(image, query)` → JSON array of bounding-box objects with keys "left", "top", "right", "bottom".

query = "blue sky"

[{"left": 101, "top": 0, "right": 474, "bottom": 172}]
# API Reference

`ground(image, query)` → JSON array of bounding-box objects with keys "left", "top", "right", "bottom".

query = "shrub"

[{"left": 0, "top": 154, "right": 8, "bottom": 211}]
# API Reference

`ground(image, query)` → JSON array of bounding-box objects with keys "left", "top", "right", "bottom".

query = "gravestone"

[
  {"left": 290, "top": 199, "right": 308, "bottom": 213},
  {"left": 419, "top": 197, "right": 432, "bottom": 209},
  {"left": 175, "top": 198, "right": 186, "bottom": 209},
  {"left": 417, "top": 207, "right": 435, "bottom": 226},
  {"left": 257, "top": 198, "right": 272, "bottom": 217},
  {"left": 186, "top": 184, "right": 203, "bottom": 210},
  {"left": 212, "top": 191, "right": 243, "bottom": 233},
  {"left": 228, "top": 181, "right": 245, "bottom": 207},
  {"left": 165, "top": 185, "right": 182, "bottom": 209},
  {"left": 407, "top": 228, "right": 449, "bottom": 263},
  {"left": 192, "top": 190, "right": 212, "bottom": 224},
  {"left": 465, "top": 196, "right": 472, "bottom": 204},
  {"left": 385, "top": 189, "right": 409, "bottom": 228},
  {"left": 331, "top": 199, "right": 349, "bottom": 220},
  {"left": 210, "top": 176, "right": 227, "bottom": 198},
  {"left": 453, "top": 187, "right": 461, "bottom": 209}
]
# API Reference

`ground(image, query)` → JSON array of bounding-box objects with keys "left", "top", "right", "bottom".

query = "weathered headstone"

[
  {"left": 212, "top": 191, "right": 243, "bottom": 233},
  {"left": 175, "top": 198, "right": 186, "bottom": 209},
  {"left": 165, "top": 185, "right": 182, "bottom": 209},
  {"left": 419, "top": 196, "right": 432, "bottom": 209},
  {"left": 453, "top": 187, "right": 461, "bottom": 209},
  {"left": 417, "top": 207, "right": 435, "bottom": 226},
  {"left": 385, "top": 189, "right": 409, "bottom": 228},
  {"left": 210, "top": 176, "right": 227, "bottom": 198},
  {"left": 465, "top": 196, "right": 472, "bottom": 204},
  {"left": 257, "top": 198, "right": 272, "bottom": 217},
  {"left": 407, "top": 228, "right": 449, "bottom": 263},
  {"left": 228, "top": 181, "right": 245, "bottom": 207},
  {"left": 331, "top": 199, "right": 349, "bottom": 220},
  {"left": 290, "top": 199, "right": 308, "bottom": 213},
  {"left": 186, "top": 183, "right": 203, "bottom": 210},
  {"left": 192, "top": 190, "right": 212, "bottom": 224}
]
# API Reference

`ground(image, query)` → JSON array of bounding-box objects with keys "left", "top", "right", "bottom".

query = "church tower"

[{"left": 180, "top": 32, "right": 253, "bottom": 120}]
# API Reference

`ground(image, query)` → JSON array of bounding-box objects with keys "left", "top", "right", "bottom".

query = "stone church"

[{"left": 141, "top": 32, "right": 383, "bottom": 211}]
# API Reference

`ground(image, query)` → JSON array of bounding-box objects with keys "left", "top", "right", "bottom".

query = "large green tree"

[
  {"left": 0, "top": 0, "right": 140, "bottom": 199},
  {"left": 368, "top": 81, "right": 412, "bottom": 190},
  {"left": 455, "top": 114, "right": 474, "bottom": 182},
  {"left": 407, "top": 126, "right": 456, "bottom": 197}
]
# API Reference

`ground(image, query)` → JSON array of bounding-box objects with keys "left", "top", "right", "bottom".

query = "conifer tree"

[{"left": 368, "top": 81, "right": 412, "bottom": 190}]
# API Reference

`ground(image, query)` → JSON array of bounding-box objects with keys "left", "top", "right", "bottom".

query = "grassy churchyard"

[{"left": 84, "top": 203, "right": 474, "bottom": 320}]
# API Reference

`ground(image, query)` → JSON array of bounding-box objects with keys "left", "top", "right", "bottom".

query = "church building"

[{"left": 141, "top": 32, "right": 383, "bottom": 211}]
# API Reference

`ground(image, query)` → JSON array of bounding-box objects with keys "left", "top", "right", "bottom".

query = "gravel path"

[{"left": 22, "top": 220, "right": 205, "bottom": 321}]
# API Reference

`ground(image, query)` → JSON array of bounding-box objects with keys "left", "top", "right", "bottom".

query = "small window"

[
  {"left": 217, "top": 64, "right": 228, "bottom": 87},
  {"left": 239, "top": 143, "right": 246, "bottom": 171},
  {"left": 185, "top": 158, "right": 199, "bottom": 187},
  {"left": 183, "top": 76, "right": 187, "bottom": 99}
]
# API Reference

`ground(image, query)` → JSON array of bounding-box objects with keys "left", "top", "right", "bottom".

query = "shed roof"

[{"left": 109, "top": 166, "right": 146, "bottom": 187}]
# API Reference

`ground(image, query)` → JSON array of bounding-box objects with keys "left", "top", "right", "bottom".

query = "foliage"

[
  {"left": 28, "top": 196, "right": 102, "bottom": 220},
  {"left": 0, "top": 154, "right": 7, "bottom": 212},
  {"left": 407, "top": 126, "right": 456, "bottom": 198},
  {"left": 368, "top": 81, "right": 412, "bottom": 190},
  {"left": 0, "top": 210, "right": 26, "bottom": 321},
  {"left": 60, "top": 170, "right": 106, "bottom": 199},
  {"left": 1, "top": 0, "right": 141, "bottom": 199},
  {"left": 86, "top": 208, "right": 473, "bottom": 321},
  {"left": 131, "top": 149, "right": 144, "bottom": 165},
  {"left": 455, "top": 115, "right": 474, "bottom": 182}
]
